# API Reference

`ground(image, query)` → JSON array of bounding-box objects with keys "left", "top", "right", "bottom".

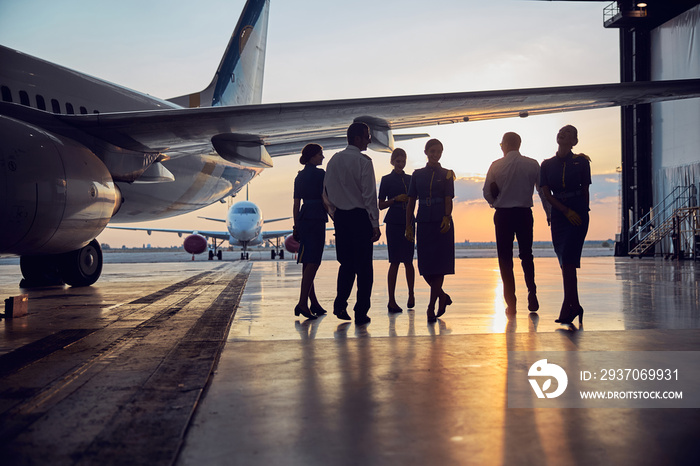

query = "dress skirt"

[
  {"left": 550, "top": 211, "right": 589, "bottom": 268},
  {"left": 297, "top": 219, "right": 326, "bottom": 264},
  {"left": 416, "top": 220, "right": 455, "bottom": 276},
  {"left": 386, "top": 222, "right": 415, "bottom": 264}
]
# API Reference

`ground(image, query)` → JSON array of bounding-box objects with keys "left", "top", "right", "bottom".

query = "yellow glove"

[
  {"left": 440, "top": 216, "right": 451, "bottom": 234},
  {"left": 565, "top": 209, "right": 582, "bottom": 226},
  {"left": 405, "top": 223, "right": 415, "bottom": 242}
]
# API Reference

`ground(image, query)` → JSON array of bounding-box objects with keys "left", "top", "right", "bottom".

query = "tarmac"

[{"left": 1, "top": 251, "right": 699, "bottom": 465}]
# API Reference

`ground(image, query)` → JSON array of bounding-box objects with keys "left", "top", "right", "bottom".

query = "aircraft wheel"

[
  {"left": 271, "top": 250, "right": 276, "bottom": 260},
  {"left": 246, "top": 253, "right": 249, "bottom": 260},
  {"left": 279, "top": 250, "right": 284, "bottom": 260},
  {"left": 241, "top": 252, "right": 245, "bottom": 260},
  {"left": 208, "top": 250, "right": 214, "bottom": 260},
  {"left": 19, "top": 255, "right": 62, "bottom": 287},
  {"left": 58, "top": 239, "right": 103, "bottom": 287},
  {"left": 217, "top": 250, "right": 222, "bottom": 260}
]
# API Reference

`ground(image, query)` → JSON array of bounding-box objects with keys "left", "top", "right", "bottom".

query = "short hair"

[
  {"left": 390, "top": 148, "right": 407, "bottom": 164},
  {"left": 347, "top": 122, "right": 369, "bottom": 144},
  {"left": 300, "top": 143, "right": 322, "bottom": 164},
  {"left": 424, "top": 138, "right": 443, "bottom": 152},
  {"left": 502, "top": 132, "right": 521, "bottom": 150},
  {"left": 562, "top": 124, "right": 578, "bottom": 139}
]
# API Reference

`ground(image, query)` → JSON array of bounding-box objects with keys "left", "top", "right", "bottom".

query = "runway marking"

[{"left": 0, "top": 263, "right": 251, "bottom": 465}]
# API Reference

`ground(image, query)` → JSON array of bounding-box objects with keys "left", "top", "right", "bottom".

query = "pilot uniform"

[
  {"left": 378, "top": 171, "right": 414, "bottom": 264},
  {"left": 293, "top": 164, "right": 327, "bottom": 264},
  {"left": 408, "top": 164, "right": 455, "bottom": 276},
  {"left": 540, "top": 151, "right": 591, "bottom": 268}
]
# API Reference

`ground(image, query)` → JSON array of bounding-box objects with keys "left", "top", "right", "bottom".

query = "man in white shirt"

[
  {"left": 323, "top": 122, "right": 381, "bottom": 326},
  {"left": 483, "top": 132, "right": 547, "bottom": 315}
]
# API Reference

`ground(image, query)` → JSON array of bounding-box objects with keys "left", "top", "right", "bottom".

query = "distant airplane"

[
  {"left": 108, "top": 199, "right": 296, "bottom": 260},
  {"left": 1, "top": 0, "right": 699, "bottom": 286}
]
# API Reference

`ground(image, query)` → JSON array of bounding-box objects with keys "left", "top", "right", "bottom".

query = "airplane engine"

[
  {"left": 183, "top": 234, "right": 208, "bottom": 255},
  {"left": 0, "top": 116, "right": 119, "bottom": 255},
  {"left": 284, "top": 234, "right": 299, "bottom": 254},
  {"left": 1, "top": 116, "right": 119, "bottom": 286}
]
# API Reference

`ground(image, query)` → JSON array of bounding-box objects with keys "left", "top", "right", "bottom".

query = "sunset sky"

[{"left": 0, "top": 0, "right": 623, "bottom": 248}]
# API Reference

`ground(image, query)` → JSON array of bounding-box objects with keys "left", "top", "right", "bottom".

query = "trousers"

[
  {"left": 494, "top": 207, "right": 536, "bottom": 308},
  {"left": 333, "top": 208, "right": 374, "bottom": 316}
]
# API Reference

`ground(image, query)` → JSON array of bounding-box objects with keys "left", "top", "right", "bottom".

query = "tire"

[{"left": 59, "top": 239, "right": 103, "bottom": 287}]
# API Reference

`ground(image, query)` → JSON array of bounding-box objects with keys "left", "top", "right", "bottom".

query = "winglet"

[{"left": 168, "top": 0, "right": 270, "bottom": 108}]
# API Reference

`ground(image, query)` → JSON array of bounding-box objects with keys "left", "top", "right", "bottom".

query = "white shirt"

[
  {"left": 323, "top": 145, "right": 380, "bottom": 227},
  {"left": 483, "top": 150, "right": 544, "bottom": 209}
]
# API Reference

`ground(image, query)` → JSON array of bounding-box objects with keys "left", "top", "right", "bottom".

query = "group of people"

[{"left": 292, "top": 122, "right": 590, "bottom": 327}]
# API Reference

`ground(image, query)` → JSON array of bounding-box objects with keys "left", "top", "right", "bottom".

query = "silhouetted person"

[
  {"left": 540, "top": 125, "right": 591, "bottom": 325},
  {"left": 406, "top": 139, "right": 455, "bottom": 323},
  {"left": 483, "top": 132, "right": 546, "bottom": 316},
  {"left": 293, "top": 143, "right": 328, "bottom": 320},
  {"left": 323, "top": 122, "right": 381, "bottom": 326},
  {"left": 379, "top": 148, "right": 416, "bottom": 313}
]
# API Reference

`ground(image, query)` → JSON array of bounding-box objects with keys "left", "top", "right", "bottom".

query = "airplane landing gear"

[
  {"left": 19, "top": 239, "right": 103, "bottom": 288},
  {"left": 270, "top": 249, "right": 284, "bottom": 260},
  {"left": 217, "top": 250, "right": 222, "bottom": 260},
  {"left": 240, "top": 252, "right": 249, "bottom": 260}
]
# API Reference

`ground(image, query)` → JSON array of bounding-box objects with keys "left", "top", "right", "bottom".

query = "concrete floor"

[
  {"left": 1, "top": 254, "right": 699, "bottom": 465},
  {"left": 177, "top": 256, "right": 700, "bottom": 466}
]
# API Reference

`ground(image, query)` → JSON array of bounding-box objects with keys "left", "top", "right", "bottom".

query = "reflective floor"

[
  {"left": 2, "top": 255, "right": 699, "bottom": 465},
  {"left": 179, "top": 256, "right": 700, "bottom": 466}
]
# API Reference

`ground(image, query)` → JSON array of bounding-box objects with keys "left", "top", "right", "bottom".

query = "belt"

[
  {"left": 553, "top": 189, "right": 586, "bottom": 200},
  {"left": 419, "top": 197, "right": 444, "bottom": 206}
]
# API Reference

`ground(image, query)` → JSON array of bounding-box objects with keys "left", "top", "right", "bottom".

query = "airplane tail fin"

[{"left": 168, "top": 0, "right": 269, "bottom": 108}]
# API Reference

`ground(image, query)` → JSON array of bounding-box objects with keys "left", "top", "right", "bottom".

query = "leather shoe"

[
  {"left": 355, "top": 315, "right": 371, "bottom": 326},
  {"left": 333, "top": 309, "right": 351, "bottom": 321},
  {"left": 528, "top": 292, "right": 539, "bottom": 312}
]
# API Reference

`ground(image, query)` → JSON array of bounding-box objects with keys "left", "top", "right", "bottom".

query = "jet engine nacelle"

[
  {"left": 0, "top": 116, "right": 119, "bottom": 255},
  {"left": 183, "top": 234, "right": 208, "bottom": 255},
  {"left": 284, "top": 234, "right": 299, "bottom": 254}
]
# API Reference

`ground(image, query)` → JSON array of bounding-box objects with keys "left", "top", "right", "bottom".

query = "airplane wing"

[
  {"left": 9, "top": 78, "right": 700, "bottom": 159},
  {"left": 262, "top": 230, "right": 293, "bottom": 241},
  {"left": 264, "top": 217, "right": 292, "bottom": 224},
  {"left": 107, "top": 226, "right": 230, "bottom": 241}
]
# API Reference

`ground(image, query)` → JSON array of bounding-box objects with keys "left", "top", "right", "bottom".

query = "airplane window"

[
  {"left": 1, "top": 85, "right": 12, "bottom": 102},
  {"left": 36, "top": 95, "right": 46, "bottom": 110},
  {"left": 80, "top": 106, "right": 88, "bottom": 114},
  {"left": 19, "top": 90, "right": 30, "bottom": 106},
  {"left": 66, "top": 103, "right": 75, "bottom": 114},
  {"left": 51, "top": 99, "right": 60, "bottom": 114}
]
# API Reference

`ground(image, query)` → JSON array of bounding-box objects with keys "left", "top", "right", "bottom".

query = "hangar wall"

[{"left": 650, "top": 5, "right": 700, "bottom": 211}]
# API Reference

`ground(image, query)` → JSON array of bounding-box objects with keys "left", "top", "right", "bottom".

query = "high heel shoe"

[
  {"left": 295, "top": 305, "right": 317, "bottom": 320},
  {"left": 427, "top": 306, "right": 437, "bottom": 323},
  {"left": 555, "top": 304, "right": 583, "bottom": 325},
  {"left": 387, "top": 303, "right": 403, "bottom": 314},
  {"left": 407, "top": 294, "right": 415, "bottom": 309},
  {"left": 310, "top": 303, "right": 327, "bottom": 316},
  {"left": 436, "top": 293, "right": 452, "bottom": 318}
]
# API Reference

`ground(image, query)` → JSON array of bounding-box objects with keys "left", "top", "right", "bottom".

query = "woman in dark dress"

[
  {"left": 378, "top": 148, "right": 416, "bottom": 313},
  {"left": 539, "top": 125, "right": 591, "bottom": 325},
  {"left": 293, "top": 143, "right": 328, "bottom": 320},
  {"left": 406, "top": 139, "right": 455, "bottom": 323}
]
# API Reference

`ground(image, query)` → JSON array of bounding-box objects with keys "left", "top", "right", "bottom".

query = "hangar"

[{"left": 594, "top": 0, "right": 700, "bottom": 258}]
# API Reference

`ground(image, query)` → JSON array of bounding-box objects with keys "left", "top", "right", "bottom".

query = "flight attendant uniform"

[
  {"left": 293, "top": 164, "right": 328, "bottom": 264},
  {"left": 540, "top": 151, "right": 591, "bottom": 268},
  {"left": 408, "top": 164, "right": 455, "bottom": 276},
  {"left": 378, "top": 171, "right": 414, "bottom": 264}
]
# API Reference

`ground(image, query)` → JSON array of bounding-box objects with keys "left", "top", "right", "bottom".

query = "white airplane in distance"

[
  {"left": 1, "top": 0, "right": 699, "bottom": 287},
  {"left": 108, "top": 199, "right": 297, "bottom": 261}
]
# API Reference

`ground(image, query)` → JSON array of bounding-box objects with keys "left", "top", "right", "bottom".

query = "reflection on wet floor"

[{"left": 230, "top": 257, "right": 700, "bottom": 341}]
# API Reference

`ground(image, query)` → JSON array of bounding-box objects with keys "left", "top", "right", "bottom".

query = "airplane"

[
  {"left": 107, "top": 199, "right": 297, "bottom": 261},
  {"left": 1, "top": 0, "right": 699, "bottom": 287}
]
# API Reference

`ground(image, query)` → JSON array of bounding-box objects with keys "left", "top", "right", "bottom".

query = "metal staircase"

[{"left": 628, "top": 186, "right": 698, "bottom": 258}]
